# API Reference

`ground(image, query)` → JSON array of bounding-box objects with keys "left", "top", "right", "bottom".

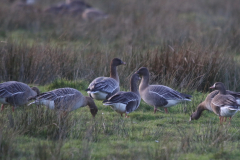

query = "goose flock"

[
  {"left": 11, "top": 0, "right": 107, "bottom": 21},
  {"left": 0, "top": 58, "right": 240, "bottom": 124}
]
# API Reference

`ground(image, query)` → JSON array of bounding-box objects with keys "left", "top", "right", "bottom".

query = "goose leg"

[
  {"left": 164, "top": 108, "right": 168, "bottom": 114},
  {"left": 224, "top": 117, "right": 227, "bottom": 122},
  {"left": 125, "top": 113, "right": 129, "bottom": 118},
  {"left": 154, "top": 107, "right": 157, "bottom": 114},
  {"left": 12, "top": 106, "right": 14, "bottom": 112},
  {"left": 121, "top": 114, "right": 123, "bottom": 117},
  {"left": 229, "top": 117, "right": 232, "bottom": 125},
  {"left": 219, "top": 116, "right": 223, "bottom": 125},
  {"left": 1, "top": 104, "right": 4, "bottom": 111}
]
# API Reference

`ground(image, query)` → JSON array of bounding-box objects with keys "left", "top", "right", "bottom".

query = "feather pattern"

[
  {"left": 148, "top": 85, "right": 191, "bottom": 101},
  {"left": 33, "top": 88, "right": 85, "bottom": 111},
  {"left": 87, "top": 77, "right": 119, "bottom": 94},
  {"left": 0, "top": 81, "right": 38, "bottom": 107}
]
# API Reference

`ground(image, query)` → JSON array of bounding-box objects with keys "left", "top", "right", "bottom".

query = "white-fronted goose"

[
  {"left": 0, "top": 81, "right": 40, "bottom": 112},
  {"left": 190, "top": 90, "right": 240, "bottom": 121},
  {"left": 103, "top": 73, "right": 141, "bottom": 117},
  {"left": 135, "top": 67, "right": 192, "bottom": 113},
  {"left": 210, "top": 82, "right": 239, "bottom": 124},
  {"left": 86, "top": 58, "right": 126, "bottom": 101},
  {"left": 28, "top": 88, "right": 98, "bottom": 117}
]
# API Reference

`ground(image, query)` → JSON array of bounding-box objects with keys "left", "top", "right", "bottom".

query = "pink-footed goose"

[
  {"left": 28, "top": 88, "right": 98, "bottom": 117},
  {"left": 135, "top": 67, "right": 192, "bottom": 113},
  {"left": 103, "top": 73, "right": 141, "bottom": 117},
  {"left": 0, "top": 81, "right": 40, "bottom": 112},
  {"left": 189, "top": 90, "right": 240, "bottom": 121},
  {"left": 86, "top": 58, "right": 126, "bottom": 101},
  {"left": 209, "top": 82, "right": 240, "bottom": 124}
]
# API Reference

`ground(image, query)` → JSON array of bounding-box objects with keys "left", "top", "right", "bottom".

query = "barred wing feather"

[
  {"left": 88, "top": 77, "right": 119, "bottom": 94},
  {"left": 149, "top": 85, "right": 187, "bottom": 100}
]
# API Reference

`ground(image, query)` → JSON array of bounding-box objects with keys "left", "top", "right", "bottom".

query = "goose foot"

[{"left": 125, "top": 113, "right": 129, "bottom": 118}]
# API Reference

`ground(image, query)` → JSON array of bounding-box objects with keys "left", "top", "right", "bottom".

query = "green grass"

[{"left": 1, "top": 83, "right": 240, "bottom": 160}]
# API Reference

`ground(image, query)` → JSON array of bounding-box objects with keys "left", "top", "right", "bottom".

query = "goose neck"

[{"left": 110, "top": 65, "right": 119, "bottom": 82}]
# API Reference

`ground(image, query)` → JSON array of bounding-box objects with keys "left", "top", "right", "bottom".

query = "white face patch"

[{"left": 213, "top": 83, "right": 216, "bottom": 88}]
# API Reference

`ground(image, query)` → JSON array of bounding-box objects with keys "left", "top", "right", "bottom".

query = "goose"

[
  {"left": 103, "top": 73, "right": 141, "bottom": 117},
  {"left": 189, "top": 90, "right": 240, "bottom": 121},
  {"left": 210, "top": 82, "right": 240, "bottom": 124},
  {"left": 28, "top": 88, "right": 98, "bottom": 117},
  {"left": 45, "top": 0, "right": 91, "bottom": 15},
  {"left": 0, "top": 81, "right": 40, "bottom": 112},
  {"left": 86, "top": 58, "right": 126, "bottom": 101},
  {"left": 135, "top": 67, "right": 192, "bottom": 113},
  {"left": 82, "top": 8, "right": 108, "bottom": 21}
]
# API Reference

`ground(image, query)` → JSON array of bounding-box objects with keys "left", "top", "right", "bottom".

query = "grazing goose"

[
  {"left": 0, "top": 81, "right": 40, "bottom": 112},
  {"left": 82, "top": 8, "right": 108, "bottom": 20},
  {"left": 210, "top": 82, "right": 239, "bottom": 124},
  {"left": 135, "top": 67, "right": 192, "bottom": 113},
  {"left": 190, "top": 90, "right": 240, "bottom": 121},
  {"left": 103, "top": 73, "right": 141, "bottom": 117},
  {"left": 45, "top": 0, "right": 91, "bottom": 15},
  {"left": 86, "top": 58, "right": 126, "bottom": 101},
  {"left": 28, "top": 88, "right": 98, "bottom": 117}
]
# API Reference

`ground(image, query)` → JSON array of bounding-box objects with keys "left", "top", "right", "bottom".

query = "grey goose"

[
  {"left": 86, "top": 58, "right": 126, "bottom": 101},
  {"left": 210, "top": 82, "right": 240, "bottom": 124},
  {"left": 190, "top": 90, "right": 240, "bottom": 121},
  {"left": 0, "top": 81, "right": 40, "bottom": 112},
  {"left": 135, "top": 67, "right": 192, "bottom": 113},
  {"left": 28, "top": 88, "right": 98, "bottom": 117},
  {"left": 103, "top": 73, "right": 141, "bottom": 117}
]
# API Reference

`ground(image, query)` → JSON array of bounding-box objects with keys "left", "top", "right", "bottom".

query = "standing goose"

[
  {"left": 0, "top": 81, "right": 40, "bottom": 112},
  {"left": 135, "top": 67, "right": 191, "bottom": 113},
  {"left": 28, "top": 88, "right": 98, "bottom": 117},
  {"left": 86, "top": 58, "right": 126, "bottom": 101},
  {"left": 190, "top": 90, "right": 240, "bottom": 121},
  {"left": 210, "top": 82, "right": 239, "bottom": 124},
  {"left": 103, "top": 73, "right": 141, "bottom": 117}
]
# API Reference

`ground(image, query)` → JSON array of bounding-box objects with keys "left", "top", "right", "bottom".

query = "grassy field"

[{"left": 1, "top": 0, "right": 240, "bottom": 159}]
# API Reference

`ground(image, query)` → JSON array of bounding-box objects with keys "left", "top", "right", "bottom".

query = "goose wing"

[
  {"left": 87, "top": 77, "right": 119, "bottom": 94},
  {"left": 148, "top": 85, "right": 191, "bottom": 100},
  {"left": 104, "top": 92, "right": 140, "bottom": 113},
  {"left": 0, "top": 81, "right": 28, "bottom": 98},
  {"left": 36, "top": 88, "right": 80, "bottom": 109},
  {"left": 212, "top": 94, "right": 237, "bottom": 107}
]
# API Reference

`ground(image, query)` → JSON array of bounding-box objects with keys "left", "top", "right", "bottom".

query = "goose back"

[
  {"left": 0, "top": 81, "right": 38, "bottom": 106},
  {"left": 32, "top": 88, "right": 85, "bottom": 111}
]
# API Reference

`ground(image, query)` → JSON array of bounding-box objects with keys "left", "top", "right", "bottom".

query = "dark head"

[
  {"left": 135, "top": 67, "right": 149, "bottom": 77},
  {"left": 189, "top": 103, "right": 206, "bottom": 122},
  {"left": 210, "top": 82, "right": 226, "bottom": 94},
  {"left": 31, "top": 87, "right": 40, "bottom": 95},
  {"left": 111, "top": 58, "right": 126, "bottom": 67},
  {"left": 131, "top": 73, "right": 141, "bottom": 83},
  {"left": 85, "top": 97, "right": 98, "bottom": 117},
  {"left": 189, "top": 112, "right": 199, "bottom": 121}
]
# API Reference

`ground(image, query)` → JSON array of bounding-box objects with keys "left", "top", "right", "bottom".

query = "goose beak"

[
  {"left": 122, "top": 61, "right": 126, "bottom": 65},
  {"left": 209, "top": 86, "right": 214, "bottom": 89}
]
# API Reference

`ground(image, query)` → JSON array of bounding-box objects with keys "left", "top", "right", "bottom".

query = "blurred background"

[{"left": 0, "top": 0, "right": 240, "bottom": 91}]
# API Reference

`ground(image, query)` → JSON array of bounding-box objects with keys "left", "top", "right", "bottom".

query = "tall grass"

[{"left": 0, "top": 40, "right": 239, "bottom": 91}]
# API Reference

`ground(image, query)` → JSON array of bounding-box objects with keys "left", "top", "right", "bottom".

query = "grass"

[
  {"left": 1, "top": 82, "right": 240, "bottom": 159},
  {"left": 1, "top": 0, "right": 240, "bottom": 159}
]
